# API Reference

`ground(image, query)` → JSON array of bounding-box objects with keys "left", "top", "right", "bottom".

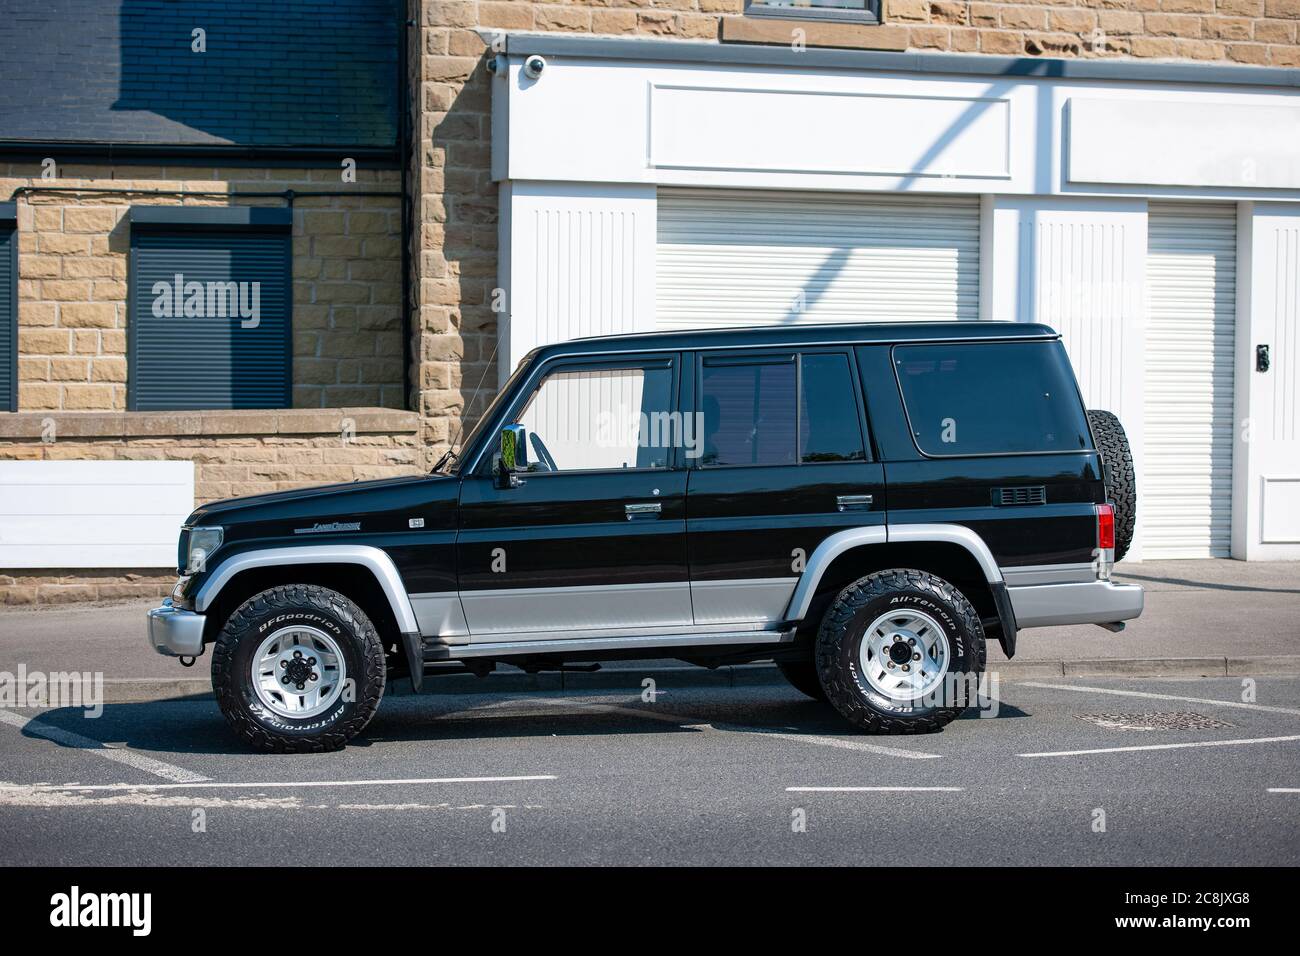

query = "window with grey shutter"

[
  {"left": 128, "top": 207, "right": 292, "bottom": 410},
  {"left": 0, "top": 203, "right": 16, "bottom": 412}
]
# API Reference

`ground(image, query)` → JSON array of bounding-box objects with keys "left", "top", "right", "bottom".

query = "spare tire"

[{"left": 1086, "top": 409, "right": 1135, "bottom": 562}]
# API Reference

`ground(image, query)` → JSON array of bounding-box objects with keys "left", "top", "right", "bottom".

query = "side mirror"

[{"left": 497, "top": 424, "right": 528, "bottom": 487}]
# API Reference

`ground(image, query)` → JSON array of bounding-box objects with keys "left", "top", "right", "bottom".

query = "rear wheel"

[
  {"left": 777, "top": 659, "right": 828, "bottom": 702},
  {"left": 816, "top": 569, "right": 985, "bottom": 734},
  {"left": 211, "top": 584, "right": 386, "bottom": 753},
  {"left": 1087, "top": 408, "right": 1136, "bottom": 562}
]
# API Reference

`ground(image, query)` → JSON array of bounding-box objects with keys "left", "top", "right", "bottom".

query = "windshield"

[{"left": 436, "top": 355, "right": 534, "bottom": 474}]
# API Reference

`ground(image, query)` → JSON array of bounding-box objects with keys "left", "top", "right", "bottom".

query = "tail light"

[{"left": 1096, "top": 503, "right": 1115, "bottom": 550}]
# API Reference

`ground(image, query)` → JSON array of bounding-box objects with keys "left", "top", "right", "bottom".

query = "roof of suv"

[{"left": 535, "top": 321, "right": 1059, "bottom": 361}]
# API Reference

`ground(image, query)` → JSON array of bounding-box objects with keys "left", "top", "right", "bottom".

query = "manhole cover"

[{"left": 1074, "top": 712, "right": 1235, "bottom": 732}]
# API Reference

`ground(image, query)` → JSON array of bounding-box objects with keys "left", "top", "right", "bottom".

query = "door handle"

[
  {"left": 836, "top": 494, "right": 874, "bottom": 512},
  {"left": 625, "top": 502, "right": 662, "bottom": 519}
]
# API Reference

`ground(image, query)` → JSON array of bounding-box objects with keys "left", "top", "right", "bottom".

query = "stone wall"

[
  {"left": 0, "top": 407, "right": 421, "bottom": 605},
  {"left": 3, "top": 163, "right": 405, "bottom": 413}
]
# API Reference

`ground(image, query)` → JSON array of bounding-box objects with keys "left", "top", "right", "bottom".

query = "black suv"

[{"left": 147, "top": 322, "right": 1143, "bottom": 752}]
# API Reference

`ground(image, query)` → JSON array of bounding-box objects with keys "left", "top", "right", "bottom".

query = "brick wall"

[
  {"left": 0, "top": 407, "right": 421, "bottom": 604},
  {"left": 3, "top": 164, "right": 406, "bottom": 412},
  {"left": 411, "top": 1, "right": 1300, "bottom": 469}
]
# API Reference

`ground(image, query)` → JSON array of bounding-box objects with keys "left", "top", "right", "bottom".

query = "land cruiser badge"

[{"left": 293, "top": 521, "right": 361, "bottom": 535}]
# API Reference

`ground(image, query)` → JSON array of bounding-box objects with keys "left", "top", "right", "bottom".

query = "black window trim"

[
  {"left": 890, "top": 340, "right": 1095, "bottom": 460},
  {"left": 0, "top": 201, "right": 16, "bottom": 413},
  {"left": 126, "top": 206, "right": 294, "bottom": 412},
  {"left": 744, "top": 0, "right": 881, "bottom": 25},
  {"left": 470, "top": 352, "right": 684, "bottom": 478},
  {"left": 692, "top": 347, "right": 872, "bottom": 470}
]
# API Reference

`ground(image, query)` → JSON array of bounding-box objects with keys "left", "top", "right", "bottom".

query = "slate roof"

[{"left": 0, "top": 0, "right": 400, "bottom": 151}]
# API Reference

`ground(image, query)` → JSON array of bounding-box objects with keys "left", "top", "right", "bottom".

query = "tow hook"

[{"left": 179, "top": 653, "right": 202, "bottom": 667}]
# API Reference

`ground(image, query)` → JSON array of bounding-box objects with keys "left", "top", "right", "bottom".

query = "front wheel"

[
  {"left": 211, "top": 584, "right": 386, "bottom": 753},
  {"left": 816, "top": 569, "right": 985, "bottom": 734}
]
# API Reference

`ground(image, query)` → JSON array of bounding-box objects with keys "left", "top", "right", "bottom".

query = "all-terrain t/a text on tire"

[{"left": 816, "top": 569, "right": 986, "bottom": 734}]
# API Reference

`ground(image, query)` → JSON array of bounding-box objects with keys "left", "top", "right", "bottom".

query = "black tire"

[
  {"left": 211, "top": 584, "right": 386, "bottom": 753},
  {"left": 815, "top": 569, "right": 985, "bottom": 734},
  {"left": 1087, "top": 408, "right": 1136, "bottom": 562},
  {"left": 777, "top": 659, "right": 828, "bottom": 702}
]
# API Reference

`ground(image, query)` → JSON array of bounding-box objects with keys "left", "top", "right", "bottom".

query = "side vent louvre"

[{"left": 994, "top": 485, "right": 1047, "bottom": 506}]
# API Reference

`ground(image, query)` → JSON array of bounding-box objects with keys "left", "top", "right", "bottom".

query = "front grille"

[{"left": 994, "top": 485, "right": 1047, "bottom": 506}]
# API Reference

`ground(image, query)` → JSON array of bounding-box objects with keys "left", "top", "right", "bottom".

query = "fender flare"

[
  {"left": 783, "top": 523, "right": 1017, "bottom": 656},
  {"left": 194, "top": 544, "right": 421, "bottom": 638}
]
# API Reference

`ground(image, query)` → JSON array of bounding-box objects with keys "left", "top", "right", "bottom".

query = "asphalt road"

[{"left": 1, "top": 675, "right": 1298, "bottom": 866}]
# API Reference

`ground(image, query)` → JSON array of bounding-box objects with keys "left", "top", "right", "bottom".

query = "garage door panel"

[
  {"left": 1144, "top": 203, "right": 1236, "bottom": 559},
  {"left": 657, "top": 190, "right": 979, "bottom": 330}
]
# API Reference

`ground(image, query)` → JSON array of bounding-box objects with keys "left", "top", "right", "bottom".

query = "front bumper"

[
  {"left": 1008, "top": 580, "right": 1144, "bottom": 629},
  {"left": 147, "top": 600, "right": 207, "bottom": 657}
]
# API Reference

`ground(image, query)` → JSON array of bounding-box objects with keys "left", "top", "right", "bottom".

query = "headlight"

[{"left": 186, "top": 527, "right": 223, "bottom": 573}]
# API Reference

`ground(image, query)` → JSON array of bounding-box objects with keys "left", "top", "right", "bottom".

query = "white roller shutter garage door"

[
  {"left": 656, "top": 190, "right": 980, "bottom": 330},
  {"left": 1144, "top": 203, "right": 1237, "bottom": 558}
]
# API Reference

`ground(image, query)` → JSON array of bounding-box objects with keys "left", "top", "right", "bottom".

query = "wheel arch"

[
  {"left": 785, "top": 525, "right": 1018, "bottom": 657},
  {"left": 195, "top": 547, "right": 421, "bottom": 672}
]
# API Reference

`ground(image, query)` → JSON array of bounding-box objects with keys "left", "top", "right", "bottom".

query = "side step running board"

[{"left": 425, "top": 628, "right": 795, "bottom": 661}]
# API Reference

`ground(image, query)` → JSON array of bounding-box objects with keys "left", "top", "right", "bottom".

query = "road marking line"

[
  {"left": 0, "top": 708, "right": 209, "bottom": 784},
  {"left": 1267, "top": 788, "right": 1300, "bottom": 793},
  {"left": 1020, "top": 681, "right": 1300, "bottom": 716},
  {"left": 0, "top": 774, "right": 559, "bottom": 793},
  {"left": 787, "top": 786, "right": 963, "bottom": 792},
  {"left": 529, "top": 696, "right": 942, "bottom": 760},
  {"left": 724, "top": 725, "right": 942, "bottom": 760},
  {"left": 1021, "top": 734, "right": 1300, "bottom": 758}
]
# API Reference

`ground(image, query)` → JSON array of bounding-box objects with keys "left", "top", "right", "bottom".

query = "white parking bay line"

[
  {"left": 0, "top": 708, "right": 209, "bottom": 784},
  {"left": 529, "top": 696, "right": 941, "bottom": 760},
  {"left": 1020, "top": 681, "right": 1300, "bottom": 717},
  {"left": 724, "top": 725, "right": 942, "bottom": 760},
  {"left": 1021, "top": 734, "right": 1300, "bottom": 758},
  {"left": 1267, "top": 788, "right": 1300, "bottom": 793},
  {"left": 0, "top": 775, "right": 559, "bottom": 794},
  {"left": 787, "top": 786, "right": 963, "bottom": 793}
]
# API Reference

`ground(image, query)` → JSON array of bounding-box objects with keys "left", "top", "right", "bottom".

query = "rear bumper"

[
  {"left": 147, "top": 600, "right": 207, "bottom": 657},
  {"left": 1008, "top": 580, "right": 1144, "bottom": 629}
]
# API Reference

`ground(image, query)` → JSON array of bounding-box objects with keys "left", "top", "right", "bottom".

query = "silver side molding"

[
  {"left": 409, "top": 591, "right": 471, "bottom": 641},
  {"left": 1000, "top": 562, "right": 1096, "bottom": 587},
  {"left": 194, "top": 544, "right": 421, "bottom": 635}
]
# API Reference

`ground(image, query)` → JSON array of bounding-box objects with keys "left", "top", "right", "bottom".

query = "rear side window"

[
  {"left": 893, "top": 341, "right": 1090, "bottom": 456},
  {"left": 701, "top": 357, "right": 797, "bottom": 467}
]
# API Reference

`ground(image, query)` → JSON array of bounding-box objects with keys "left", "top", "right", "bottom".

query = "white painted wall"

[
  {"left": 0, "top": 461, "right": 194, "bottom": 568},
  {"left": 497, "top": 181, "right": 656, "bottom": 383},
  {"left": 496, "top": 51, "right": 1300, "bottom": 202}
]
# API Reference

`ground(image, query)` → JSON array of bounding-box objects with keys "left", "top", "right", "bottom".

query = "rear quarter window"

[{"left": 893, "top": 340, "right": 1090, "bottom": 456}]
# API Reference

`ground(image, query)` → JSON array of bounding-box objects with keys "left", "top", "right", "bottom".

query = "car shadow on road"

[{"left": 21, "top": 690, "right": 1032, "bottom": 758}]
